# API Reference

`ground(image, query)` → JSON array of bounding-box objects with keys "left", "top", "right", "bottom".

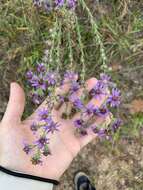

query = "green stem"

[
  {"left": 67, "top": 31, "right": 74, "bottom": 70},
  {"left": 55, "top": 20, "right": 62, "bottom": 71},
  {"left": 75, "top": 14, "right": 85, "bottom": 81},
  {"left": 79, "top": 0, "right": 107, "bottom": 71}
]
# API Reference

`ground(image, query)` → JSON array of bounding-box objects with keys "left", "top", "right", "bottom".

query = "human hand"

[{"left": 0, "top": 78, "right": 110, "bottom": 180}]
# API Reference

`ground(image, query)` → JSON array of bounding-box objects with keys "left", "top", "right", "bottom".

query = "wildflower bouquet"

[{"left": 23, "top": 62, "right": 121, "bottom": 165}]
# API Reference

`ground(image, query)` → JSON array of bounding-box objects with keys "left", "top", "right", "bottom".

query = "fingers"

[
  {"left": 58, "top": 78, "right": 97, "bottom": 118},
  {"left": 82, "top": 86, "right": 109, "bottom": 122},
  {"left": 53, "top": 81, "right": 73, "bottom": 112},
  {"left": 2, "top": 83, "right": 25, "bottom": 124},
  {"left": 78, "top": 113, "right": 111, "bottom": 148},
  {"left": 54, "top": 74, "right": 78, "bottom": 111},
  {"left": 74, "top": 77, "right": 98, "bottom": 98},
  {"left": 72, "top": 78, "right": 102, "bottom": 121}
]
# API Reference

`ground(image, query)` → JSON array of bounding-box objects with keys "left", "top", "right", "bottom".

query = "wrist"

[
  {"left": 0, "top": 161, "right": 60, "bottom": 181},
  {"left": 0, "top": 165, "right": 59, "bottom": 186},
  {"left": 0, "top": 131, "right": 75, "bottom": 181},
  {"left": 0, "top": 168, "right": 54, "bottom": 190}
]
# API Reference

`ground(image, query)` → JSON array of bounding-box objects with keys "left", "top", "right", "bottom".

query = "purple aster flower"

[
  {"left": 31, "top": 92, "right": 43, "bottom": 105},
  {"left": 112, "top": 119, "right": 122, "bottom": 133},
  {"left": 45, "top": 72, "right": 57, "bottom": 86},
  {"left": 37, "top": 63, "right": 46, "bottom": 73},
  {"left": 33, "top": 0, "right": 41, "bottom": 7},
  {"left": 38, "top": 108, "right": 49, "bottom": 121},
  {"left": 97, "top": 128, "right": 106, "bottom": 138},
  {"left": 74, "top": 119, "right": 84, "bottom": 128},
  {"left": 83, "top": 104, "right": 94, "bottom": 116},
  {"left": 69, "top": 95, "right": 84, "bottom": 110},
  {"left": 57, "top": 94, "right": 65, "bottom": 104},
  {"left": 42, "top": 116, "right": 52, "bottom": 128},
  {"left": 55, "top": 0, "right": 64, "bottom": 7},
  {"left": 67, "top": 0, "right": 77, "bottom": 9},
  {"left": 107, "top": 88, "right": 121, "bottom": 107},
  {"left": 93, "top": 107, "right": 100, "bottom": 116},
  {"left": 30, "top": 74, "right": 47, "bottom": 91},
  {"left": 26, "top": 70, "right": 33, "bottom": 80},
  {"left": 100, "top": 73, "right": 111, "bottom": 83},
  {"left": 91, "top": 125, "right": 98, "bottom": 134},
  {"left": 43, "top": 119, "right": 60, "bottom": 134},
  {"left": 70, "top": 81, "right": 80, "bottom": 94},
  {"left": 35, "top": 136, "right": 49, "bottom": 149},
  {"left": 44, "top": 1, "right": 52, "bottom": 11},
  {"left": 89, "top": 80, "right": 107, "bottom": 99},
  {"left": 100, "top": 73, "right": 116, "bottom": 88},
  {"left": 64, "top": 71, "right": 77, "bottom": 81},
  {"left": 98, "top": 105, "right": 109, "bottom": 117},
  {"left": 73, "top": 99, "right": 84, "bottom": 110}
]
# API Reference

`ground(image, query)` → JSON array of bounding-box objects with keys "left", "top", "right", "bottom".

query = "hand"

[{"left": 0, "top": 78, "right": 110, "bottom": 180}]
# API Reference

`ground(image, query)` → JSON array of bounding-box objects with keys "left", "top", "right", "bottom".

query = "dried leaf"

[
  {"left": 129, "top": 99, "right": 143, "bottom": 114},
  {"left": 111, "top": 63, "right": 122, "bottom": 71}
]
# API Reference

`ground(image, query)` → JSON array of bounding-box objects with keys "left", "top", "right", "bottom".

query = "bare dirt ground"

[{"left": 56, "top": 138, "right": 143, "bottom": 190}]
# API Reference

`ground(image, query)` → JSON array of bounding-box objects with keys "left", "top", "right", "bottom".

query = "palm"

[{"left": 0, "top": 80, "right": 109, "bottom": 180}]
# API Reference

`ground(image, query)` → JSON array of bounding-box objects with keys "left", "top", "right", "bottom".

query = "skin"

[{"left": 0, "top": 78, "right": 110, "bottom": 180}]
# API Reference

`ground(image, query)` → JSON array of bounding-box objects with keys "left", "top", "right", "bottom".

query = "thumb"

[{"left": 2, "top": 82, "right": 25, "bottom": 123}]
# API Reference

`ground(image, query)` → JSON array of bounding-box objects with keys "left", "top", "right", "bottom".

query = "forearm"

[{"left": 0, "top": 170, "right": 53, "bottom": 190}]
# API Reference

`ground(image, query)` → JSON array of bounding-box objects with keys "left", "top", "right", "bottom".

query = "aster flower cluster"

[
  {"left": 33, "top": 0, "right": 77, "bottom": 12},
  {"left": 26, "top": 63, "right": 59, "bottom": 105},
  {"left": 24, "top": 63, "right": 122, "bottom": 164},
  {"left": 72, "top": 74, "right": 122, "bottom": 138}
]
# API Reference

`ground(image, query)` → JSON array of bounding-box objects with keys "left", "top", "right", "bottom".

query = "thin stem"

[
  {"left": 67, "top": 31, "right": 74, "bottom": 70},
  {"left": 79, "top": 0, "right": 107, "bottom": 71},
  {"left": 49, "top": 17, "right": 59, "bottom": 69},
  {"left": 55, "top": 20, "right": 62, "bottom": 71},
  {"left": 75, "top": 14, "right": 85, "bottom": 81}
]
